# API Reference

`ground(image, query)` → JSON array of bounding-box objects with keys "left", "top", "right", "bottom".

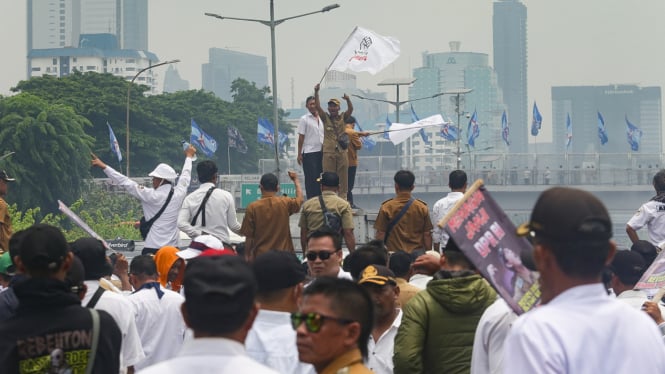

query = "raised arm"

[
  {"left": 342, "top": 93, "right": 353, "bottom": 119},
  {"left": 314, "top": 84, "right": 326, "bottom": 118}
]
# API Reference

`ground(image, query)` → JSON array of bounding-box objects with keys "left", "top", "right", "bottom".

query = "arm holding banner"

[{"left": 314, "top": 84, "right": 326, "bottom": 119}]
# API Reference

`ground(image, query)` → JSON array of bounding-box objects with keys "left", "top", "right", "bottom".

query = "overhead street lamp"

[
  {"left": 126, "top": 59, "right": 180, "bottom": 177},
  {"left": 205, "top": 2, "right": 340, "bottom": 178},
  {"left": 448, "top": 88, "right": 473, "bottom": 169}
]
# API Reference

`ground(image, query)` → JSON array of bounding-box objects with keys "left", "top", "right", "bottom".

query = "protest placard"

[
  {"left": 439, "top": 180, "right": 540, "bottom": 314},
  {"left": 635, "top": 249, "right": 665, "bottom": 292}
]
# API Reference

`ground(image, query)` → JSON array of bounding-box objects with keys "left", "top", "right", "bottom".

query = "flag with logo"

[
  {"left": 597, "top": 111, "right": 609, "bottom": 145},
  {"left": 227, "top": 126, "right": 248, "bottom": 154},
  {"left": 531, "top": 102, "right": 542, "bottom": 136},
  {"left": 440, "top": 123, "right": 458, "bottom": 141},
  {"left": 626, "top": 115, "right": 643, "bottom": 152},
  {"left": 354, "top": 122, "right": 376, "bottom": 151},
  {"left": 106, "top": 122, "right": 122, "bottom": 162},
  {"left": 257, "top": 118, "right": 275, "bottom": 145},
  {"left": 383, "top": 115, "right": 392, "bottom": 140},
  {"left": 467, "top": 110, "right": 480, "bottom": 147},
  {"left": 190, "top": 119, "right": 218, "bottom": 157},
  {"left": 409, "top": 105, "right": 431, "bottom": 146},
  {"left": 565, "top": 113, "right": 573, "bottom": 150},
  {"left": 327, "top": 26, "right": 400, "bottom": 75},
  {"left": 501, "top": 110, "right": 510, "bottom": 146}
]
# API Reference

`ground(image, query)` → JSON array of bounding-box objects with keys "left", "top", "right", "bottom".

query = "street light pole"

[
  {"left": 447, "top": 88, "right": 473, "bottom": 169},
  {"left": 126, "top": 59, "right": 180, "bottom": 177},
  {"left": 205, "top": 3, "right": 340, "bottom": 178}
]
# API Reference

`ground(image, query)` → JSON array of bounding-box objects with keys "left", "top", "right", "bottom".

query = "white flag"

[
  {"left": 388, "top": 115, "right": 446, "bottom": 145},
  {"left": 327, "top": 26, "right": 400, "bottom": 75}
]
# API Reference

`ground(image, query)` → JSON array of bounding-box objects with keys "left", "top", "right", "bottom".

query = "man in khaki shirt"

[
  {"left": 0, "top": 171, "right": 15, "bottom": 253},
  {"left": 299, "top": 172, "right": 355, "bottom": 252},
  {"left": 374, "top": 170, "right": 432, "bottom": 253}
]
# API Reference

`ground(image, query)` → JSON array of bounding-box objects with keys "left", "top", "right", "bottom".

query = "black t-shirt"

[{"left": 0, "top": 278, "right": 122, "bottom": 373}]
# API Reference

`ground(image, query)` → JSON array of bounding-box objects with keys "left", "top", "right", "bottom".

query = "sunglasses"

[
  {"left": 290, "top": 312, "right": 353, "bottom": 333},
  {"left": 306, "top": 250, "right": 337, "bottom": 261}
]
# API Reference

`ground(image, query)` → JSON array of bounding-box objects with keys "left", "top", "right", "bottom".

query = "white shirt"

[
  {"left": 138, "top": 337, "right": 279, "bottom": 374},
  {"left": 408, "top": 274, "right": 432, "bottom": 289},
  {"left": 431, "top": 191, "right": 464, "bottom": 249},
  {"left": 127, "top": 284, "right": 186, "bottom": 370},
  {"left": 470, "top": 297, "right": 516, "bottom": 374},
  {"left": 503, "top": 283, "right": 665, "bottom": 374},
  {"left": 82, "top": 281, "right": 145, "bottom": 371},
  {"left": 297, "top": 112, "right": 324, "bottom": 154},
  {"left": 178, "top": 182, "right": 241, "bottom": 243},
  {"left": 246, "top": 310, "right": 316, "bottom": 374},
  {"left": 104, "top": 158, "right": 192, "bottom": 249},
  {"left": 338, "top": 267, "right": 353, "bottom": 280},
  {"left": 366, "top": 309, "right": 402, "bottom": 374},
  {"left": 627, "top": 199, "right": 665, "bottom": 246}
]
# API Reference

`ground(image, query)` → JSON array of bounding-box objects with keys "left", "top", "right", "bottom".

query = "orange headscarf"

[{"left": 154, "top": 246, "right": 185, "bottom": 292}]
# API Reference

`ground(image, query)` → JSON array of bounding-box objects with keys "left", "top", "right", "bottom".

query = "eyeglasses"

[
  {"left": 290, "top": 312, "right": 354, "bottom": 333},
  {"left": 306, "top": 250, "right": 336, "bottom": 261}
]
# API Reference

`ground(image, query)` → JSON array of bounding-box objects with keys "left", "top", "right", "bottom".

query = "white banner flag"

[
  {"left": 328, "top": 26, "right": 400, "bottom": 75},
  {"left": 388, "top": 115, "right": 447, "bottom": 145}
]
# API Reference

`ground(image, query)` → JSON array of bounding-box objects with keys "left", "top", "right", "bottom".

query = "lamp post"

[
  {"left": 205, "top": 2, "right": 340, "bottom": 178},
  {"left": 126, "top": 59, "right": 180, "bottom": 177},
  {"left": 447, "top": 88, "right": 473, "bottom": 169},
  {"left": 353, "top": 83, "right": 467, "bottom": 169}
]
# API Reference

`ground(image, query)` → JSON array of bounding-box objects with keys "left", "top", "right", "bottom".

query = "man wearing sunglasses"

[
  {"left": 305, "top": 229, "right": 352, "bottom": 281},
  {"left": 293, "top": 277, "right": 373, "bottom": 374}
]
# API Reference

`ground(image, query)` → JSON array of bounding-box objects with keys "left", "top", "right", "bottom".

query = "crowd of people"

[{"left": 2, "top": 118, "right": 665, "bottom": 372}]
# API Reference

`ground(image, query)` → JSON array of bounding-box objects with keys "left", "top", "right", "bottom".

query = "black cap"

[
  {"left": 0, "top": 170, "right": 15, "bottom": 182},
  {"left": 317, "top": 172, "right": 339, "bottom": 187},
  {"left": 253, "top": 250, "right": 306, "bottom": 293},
  {"left": 71, "top": 238, "right": 112, "bottom": 280},
  {"left": 19, "top": 225, "right": 69, "bottom": 273},
  {"left": 609, "top": 250, "right": 646, "bottom": 285},
  {"left": 358, "top": 265, "right": 396, "bottom": 286}
]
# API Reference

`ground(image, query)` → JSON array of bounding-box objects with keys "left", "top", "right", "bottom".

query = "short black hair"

[
  {"left": 130, "top": 255, "right": 158, "bottom": 277},
  {"left": 448, "top": 170, "right": 467, "bottom": 190},
  {"left": 389, "top": 250, "right": 414, "bottom": 277},
  {"left": 305, "top": 96, "right": 315, "bottom": 105},
  {"left": 654, "top": 169, "right": 665, "bottom": 193},
  {"left": 260, "top": 173, "right": 279, "bottom": 192},
  {"left": 307, "top": 228, "right": 342, "bottom": 251},
  {"left": 197, "top": 160, "right": 218, "bottom": 184},
  {"left": 539, "top": 238, "right": 611, "bottom": 279},
  {"left": 345, "top": 116, "right": 357, "bottom": 124},
  {"left": 443, "top": 239, "right": 474, "bottom": 270},
  {"left": 394, "top": 170, "right": 415, "bottom": 190},
  {"left": 303, "top": 277, "right": 373, "bottom": 359},
  {"left": 344, "top": 242, "right": 389, "bottom": 280},
  {"left": 8, "top": 229, "right": 27, "bottom": 266}
]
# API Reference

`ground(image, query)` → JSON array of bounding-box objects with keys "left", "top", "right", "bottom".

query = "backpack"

[{"left": 318, "top": 196, "right": 343, "bottom": 233}]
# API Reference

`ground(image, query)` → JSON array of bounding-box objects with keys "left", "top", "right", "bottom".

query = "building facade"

[
  {"left": 202, "top": 48, "right": 269, "bottom": 102},
  {"left": 493, "top": 0, "right": 528, "bottom": 153}
]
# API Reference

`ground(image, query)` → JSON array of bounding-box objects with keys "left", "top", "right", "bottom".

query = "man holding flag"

[{"left": 314, "top": 83, "right": 353, "bottom": 200}]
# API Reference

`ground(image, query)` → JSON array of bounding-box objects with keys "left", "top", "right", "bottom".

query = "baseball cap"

[
  {"left": 71, "top": 238, "right": 113, "bottom": 280},
  {"left": 516, "top": 187, "right": 612, "bottom": 243},
  {"left": 358, "top": 265, "right": 396, "bottom": 286},
  {"left": 328, "top": 98, "right": 341, "bottom": 106},
  {"left": 0, "top": 170, "right": 15, "bottom": 182},
  {"left": 0, "top": 252, "right": 14, "bottom": 275},
  {"left": 183, "top": 255, "right": 257, "bottom": 333},
  {"left": 317, "top": 172, "right": 339, "bottom": 187},
  {"left": 177, "top": 235, "right": 223, "bottom": 260},
  {"left": 19, "top": 224, "right": 69, "bottom": 273},
  {"left": 609, "top": 250, "right": 646, "bottom": 285},
  {"left": 148, "top": 163, "right": 178, "bottom": 182},
  {"left": 253, "top": 250, "right": 306, "bottom": 293}
]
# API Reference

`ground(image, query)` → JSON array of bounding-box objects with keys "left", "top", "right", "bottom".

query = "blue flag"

[
  {"left": 467, "top": 109, "right": 480, "bottom": 147},
  {"left": 106, "top": 122, "right": 122, "bottom": 162},
  {"left": 501, "top": 110, "right": 510, "bottom": 146},
  {"left": 597, "top": 111, "right": 608, "bottom": 145},
  {"left": 626, "top": 115, "right": 643, "bottom": 152},
  {"left": 531, "top": 102, "right": 542, "bottom": 136},
  {"left": 257, "top": 118, "right": 275, "bottom": 145},
  {"left": 354, "top": 122, "right": 376, "bottom": 151},
  {"left": 383, "top": 115, "right": 391, "bottom": 140},
  {"left": 440, "top": 123, "right": 458, "bottom": 141},
  {"left": 191, "top": 119, "right": 218, "bottom": 157},
  {"left": 565, "top": 113, "right": 573, "bottom": 149},
  {"left": 410, "top": 105, "right": 431, "bottom": 145},
  {"left": 227, "top": 126, "right": 248, "bottom": 154}
]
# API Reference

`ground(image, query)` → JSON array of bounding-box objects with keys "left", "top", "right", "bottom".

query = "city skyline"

[{"left": 2, "top": 0, "right": 664, "bottom": 145}]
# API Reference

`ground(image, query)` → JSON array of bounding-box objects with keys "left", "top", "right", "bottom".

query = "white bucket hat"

[{"left": 148, "top": 163, "right": 177, "bottom": 182}]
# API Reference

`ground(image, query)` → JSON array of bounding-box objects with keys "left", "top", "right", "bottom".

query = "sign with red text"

[
  {"left": 636, "top": 250, "right": 665, "bottom": 291},
  {"left": 439, "top": 180, "right": 540, "bottom": 314}
]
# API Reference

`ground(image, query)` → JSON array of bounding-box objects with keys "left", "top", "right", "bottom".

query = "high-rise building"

[
  {"left": 202, "top": 48, "right": 269, "bottom": 102},
  {"left": 493, "top": 0, "right": 528, "bottom": 153},
  {"left": 163, "top": 65, "right": 190, "bottom": 93},
  {"left": 552, "top": 84, "right": 662, "bottom": 155}
]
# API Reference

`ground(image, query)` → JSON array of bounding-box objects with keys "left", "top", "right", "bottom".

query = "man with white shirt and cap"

[{"left": 91, "top": 145, "right": 196, "bottom": 255}]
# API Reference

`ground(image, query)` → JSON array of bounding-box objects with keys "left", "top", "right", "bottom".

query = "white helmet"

[{"left": 148, "top": 163, "right": 177, "bottom": 182}]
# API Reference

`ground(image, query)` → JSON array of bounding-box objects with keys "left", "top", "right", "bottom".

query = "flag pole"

[
  {"left": 318, "top": 27, "right": 358, "bottom": 85},
  {"left": 227, "top": 144, "right": 231, "bottom": 175}
]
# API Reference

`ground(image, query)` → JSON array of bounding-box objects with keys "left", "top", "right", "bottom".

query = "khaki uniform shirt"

[
  {"left": 298, "top": 191, "right": 354, "bottom": 231},
  {"left": 321, "top": 349, "right": 372, "bottom": 374},
  {"left": 395, "top": 277, "right": 421, "bottom": 308},
  {"left": 241, "top": 195, "right": 302, "bottom": 257},
  {"left": 345, "top": 128, "right": 362, "bottom": 167},
  {"left": 374, "top": 192, "right": 432, "bottom": 253},
  {"left": 0, "top": 197, "right": 11, "bottom": 253},
  {"left": 321, "top": 111, "right": 349, "bottom": 154}
]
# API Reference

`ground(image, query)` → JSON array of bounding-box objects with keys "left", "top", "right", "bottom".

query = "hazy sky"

[{"left": 2, "top": 0, "right": 664, "bottom": 141}]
